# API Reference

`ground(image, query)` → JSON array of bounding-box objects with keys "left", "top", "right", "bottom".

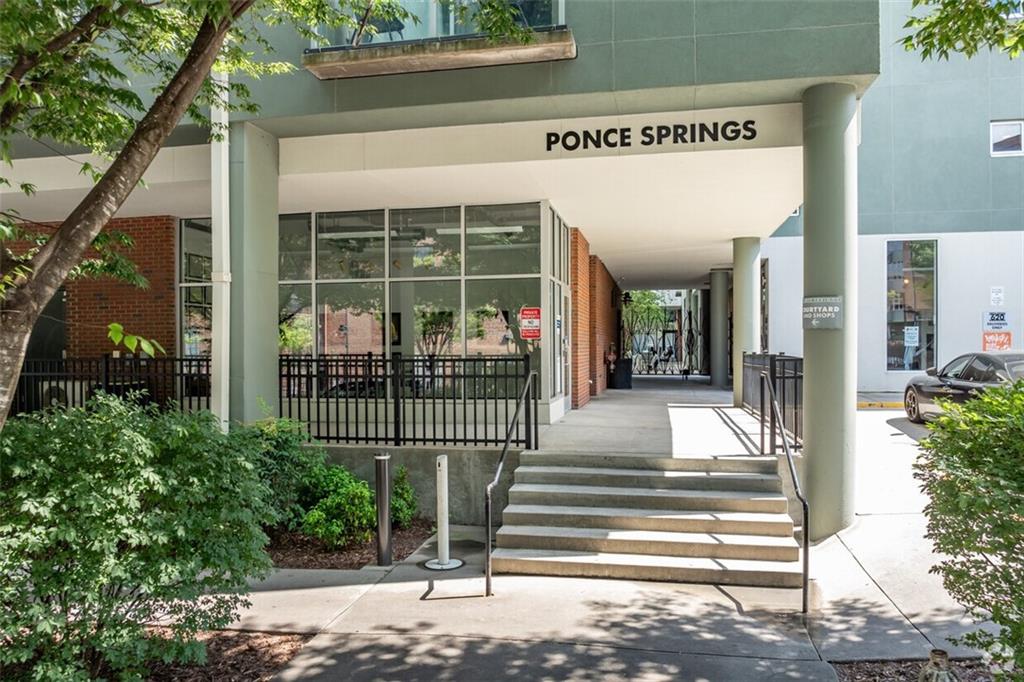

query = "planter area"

[{"left": 268, "top": 517, "right": 435, "bottom": 570}]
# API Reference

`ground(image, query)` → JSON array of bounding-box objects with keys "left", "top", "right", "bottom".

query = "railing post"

[
  {"left": 375, "top": 453, "right": 392, "bottom": 566},
  {"left": 768, "top": 356, "right": 778, "bottom": 455},
  {"left": 485, "top": 486, "right": 493, "bottom": 596},
  {"left": 102, "top": 354, "right": 110, "bottom": 394},
  {"left": 759, "top": 373, "right": 766, "bottom": 455},
  {"left": 391, "top": 352, "right": 402, "bottom": 447},
  {"left": 523, "top": 354, "right": 533, "bottom": 450}
]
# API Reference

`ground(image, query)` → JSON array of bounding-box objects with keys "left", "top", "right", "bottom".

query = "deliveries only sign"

[{"left": 520, "top": 307, "right": 541, "bottom": 340}]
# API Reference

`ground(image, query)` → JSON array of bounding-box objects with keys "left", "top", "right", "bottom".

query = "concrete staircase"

[{"left": 491, "top": 450, "right": 802, "bottom": 587}]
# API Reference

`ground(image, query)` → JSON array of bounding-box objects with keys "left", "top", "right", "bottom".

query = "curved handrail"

[
  {"left": 484, "top": 369, "right": 537, "bottom": 597},
  {"left": 760, "top": 371, "right": 810, "bottom": 615}
]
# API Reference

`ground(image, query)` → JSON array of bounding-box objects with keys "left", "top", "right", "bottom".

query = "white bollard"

[{"left": 425, "top": 455, "right": 463, "bottom": 570}]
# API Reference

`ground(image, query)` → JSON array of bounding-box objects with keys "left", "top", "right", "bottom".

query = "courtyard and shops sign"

[{"left": 802, "top": 296, "right": 843, "bottom": 330}]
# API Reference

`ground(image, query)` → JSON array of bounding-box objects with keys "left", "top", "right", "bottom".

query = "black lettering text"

[
  {"left": 640, "top": 126, "right": 655, "bottom": 146},
  {"left": 546, "top": 132, "right": 560, "bottom": 151},
  {"left": 563, "top": 131, "right": 581, "bottom": 151},
  {"left": 583, "top": 129, "right": 602, "bottom": 149},
  {"left": 673, "top": 124, "right": 688, "bottom": 143},
  {"left": 721, "top": 120, "right": 741, "bottom": 141},
  {"left": 656, "top": 125, "right": 671, "bottom": 144},
  {"left": 698, "top": 122, "right": 719, "bottom": 143},
  {"left": 620, "top": 128, "right": 632, "bottom": 147},
  {"left": 742, "top": 120, "right": 757, "bottom": 140}
]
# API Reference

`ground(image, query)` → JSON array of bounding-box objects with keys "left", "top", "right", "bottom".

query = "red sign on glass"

[{"left": 520, "top": 307, "right": 541, "bottom": 340}]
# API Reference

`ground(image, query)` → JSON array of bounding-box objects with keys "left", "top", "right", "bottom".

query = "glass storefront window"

[
  {"left": 317, "top": 210, "right": 386, "bottom": 280},
  {"left": 466, "top": 203, "right": 541, "bottom": 275},
  {"left": 886, "top": 240, "right": 937, "bottom": 371},
  {"left": 390, "top": 280, "right": 461, "bottom": 355},
  {"left": 280, "top": 214, "right": 312, "bottom": 280},
  {"left": 279, "top": 284, "right": 314, "bottom": 355},
  {"left": 180, "top": 218, "right": 212, "bottom": 283},
  {"left": 389, "top": 206, "right": 461, "bottom": 277},
  {"left": 181, "top": 286, "right": 212, "bottom": 357},
  {"left": 466, "top": 278, "right": 541, "bottom": 364},
  {"left": 317, "top": 282, "right": 385, "bottom": 355}
]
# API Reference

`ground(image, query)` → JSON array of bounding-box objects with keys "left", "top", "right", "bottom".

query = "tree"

[
  {"left": 903, "top": 0, "right": 1024, "bottom": 59},
  {"left": 622, "top": 290, "right": 667, "bottom": 357},
  {"left": 0, "top": 0, "right": 528, "bottom": 430}
]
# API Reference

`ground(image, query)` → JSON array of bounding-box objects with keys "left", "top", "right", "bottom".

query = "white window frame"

[{"left": 990, "top": 120, "right": 1024, "bottom": 157}]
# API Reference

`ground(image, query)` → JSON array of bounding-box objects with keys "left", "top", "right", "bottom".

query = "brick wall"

[
  {"left": 589, "top": 255, "right": 620, "bottom": 396},
  {"left": 569, "top": 229, "right": 591, "bottom": 409},
  {"left": 16, "top": 216, "right": 179, "bottom": 357}
]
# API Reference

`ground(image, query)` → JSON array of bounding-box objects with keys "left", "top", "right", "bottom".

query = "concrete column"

[
  {"left": 802, "top": 83, "right": 858, "bottom": 540},
  {"left": 210, "top": 72, "right": 231, "bottom": 432},
  {"left": 228, "top": 122, "right": 280, "bottom": 423},
  {"left": 732, "top": 237, "right": 761, "bottom": 407},
  {"left": 709, "top": 269, "right": 730, "bottom": 389}
]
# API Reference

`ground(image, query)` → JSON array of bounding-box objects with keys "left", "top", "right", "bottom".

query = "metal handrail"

[
  {"left": 484, "top": 369, "right": 538, "bottom": 597},
  {"left": 760, "top": 371, "right": 811, "bottom": 614}
]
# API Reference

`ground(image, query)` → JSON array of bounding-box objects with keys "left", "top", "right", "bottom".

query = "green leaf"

[
  {"left": 107, "top": 323, "right": 124, "bottom": 345},
  {"left": 124, "top": 334, "right": 139, "bottom": 353}
]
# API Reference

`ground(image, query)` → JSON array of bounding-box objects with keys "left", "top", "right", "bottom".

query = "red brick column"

[
  {"left": 588, "top": 256, "right": 620, "bottom": 397},
  {"left": 65, "top": 216, "right": 178, "bottom": 357},
  {"left": 569, "top": 229, "right": 591, "bottom": 409}
]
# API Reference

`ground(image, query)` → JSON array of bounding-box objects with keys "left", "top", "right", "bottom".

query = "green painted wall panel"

[
  {"left": 614, "top": 37, "right": 696, "bottom": 90},
  {"left": 614, "top": 0, "right": 695, "bottom": 41},
  {"left": 566, "top": 0, "right": 613, "bottom": 45},
  {"left": 695, "top": 0, "right": 877, "bottom": 35}
]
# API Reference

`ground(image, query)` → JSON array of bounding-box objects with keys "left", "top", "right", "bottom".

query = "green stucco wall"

[{"left": 774, "top": 0, "right": 1024, "bottom": 238}]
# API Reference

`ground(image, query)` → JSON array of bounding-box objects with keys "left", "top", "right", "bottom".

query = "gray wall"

[
  {"left": 775, "top": 0, "right": 1024, "bottom": 238},
  {"left": 323, "top": 445, "right": 520, "bottom": 526}
]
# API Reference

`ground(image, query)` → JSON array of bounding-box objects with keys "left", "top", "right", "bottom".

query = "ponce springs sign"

[{"left": 545, "top": 118, "right": 758, "bottom": 152}]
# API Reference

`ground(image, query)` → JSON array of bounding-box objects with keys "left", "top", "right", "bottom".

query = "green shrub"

[
  {"left": 301, "top": 465, "right": 376, "bottom": 548},
  {"left": 391, "top": 465, "right": 417, "bottom": 529},
  {"left": 0, "top": 395, "right": 274, "bottom": 680},
  {"left": 245, "top": 418, "right": 324, "bottom": 530},
  {"left": 916, "top": 383, "right": 1024, "bottom": 676}
]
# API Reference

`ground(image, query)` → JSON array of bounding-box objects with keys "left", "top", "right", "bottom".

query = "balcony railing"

[{"left": 741, "top": 352, "right": 803, "bottom": 446}]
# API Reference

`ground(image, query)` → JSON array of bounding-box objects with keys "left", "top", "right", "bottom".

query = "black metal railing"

[
  {"left": 760, "top": 372, "right": 810, "bottom": 615},
  {"left": 742, "top": 352, "right": 803, "bottom": 445},
  {"left": 10, "top": 356, "right": 211, "bottom": 417},
  {"left": 279, "top": 352, "right": 536, "bottom": 448},
  {"left": 484, "top": 368, "right": 538, "bottom": 597}
]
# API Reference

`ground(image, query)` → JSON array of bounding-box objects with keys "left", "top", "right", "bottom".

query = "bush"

[
  {"left": 391, "top": 465, "right": 417, "bottom": 529},
  {"left": 244, "top": 418, "right": 324, "bottom": 531},
  {"left": 301, "top": 465, "right": 376, "bottom": 548},
  {"left": 299, "top": 462, "right": 418, "bottom": 547},
  {"left": 0, "top": 395, "right": 274, "bottom": 681},
  {"left": 916, "top": 382, "right": 1024, "bottom": 676}
]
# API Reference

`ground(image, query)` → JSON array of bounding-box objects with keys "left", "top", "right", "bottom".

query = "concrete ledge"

[
  {"left": 303, "top": 27, "right": 576, "bottom": 79},
  {"left": 323, "top": 444, "right": 521, "bottom": 526}
]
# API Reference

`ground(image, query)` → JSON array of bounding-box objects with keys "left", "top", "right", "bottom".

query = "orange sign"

[
  {"left": 983, "top": 331, "right": 1013, "bottom": 351},
  {"left": 520, "top": 307, "right": 541, "bottom": 340}
]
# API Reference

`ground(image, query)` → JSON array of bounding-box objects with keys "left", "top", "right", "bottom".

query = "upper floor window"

[{"left": 991, "top": 121, "right": 1023, "bottom": 156}]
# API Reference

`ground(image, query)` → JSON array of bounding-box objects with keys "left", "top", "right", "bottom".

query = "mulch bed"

[
  {"left": 267, "top": 517, "right": 435, "bottom": 570},
  {"left": 147, "top": 630, "right": 311, "bottom": 681},
  {"left": 833, "top": 658, "right": 993, "bottom": 681}
]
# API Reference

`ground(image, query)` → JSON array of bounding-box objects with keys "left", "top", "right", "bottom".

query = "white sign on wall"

[
  {"left": 991, "top": 286, "right": 1005, "bottom": 307},
  {"left": 983, "top": 310, "right": 1010, "bottom": 331},
  {"left": 903, "top": 326, "right": 920, "bottom": 347}
]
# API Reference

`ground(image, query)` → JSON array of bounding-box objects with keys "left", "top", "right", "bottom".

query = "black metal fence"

[
  {"left": 742, "top": 352, "right": 803, "bottom": 444},
  {"left": 10, "top": 356, "right": 211, "bottom": 417},
  {"left": 279, "top": 352, "right": 538, "bottom": 448}
]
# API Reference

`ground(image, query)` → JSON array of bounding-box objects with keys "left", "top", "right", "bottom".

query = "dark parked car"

[{"left": 904, "top": 351, "right": 1024, "bottom": 422}]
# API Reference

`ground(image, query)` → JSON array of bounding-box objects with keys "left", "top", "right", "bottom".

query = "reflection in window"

[
  {"left": 465, "top": 203, "right": 541, "bottom": 275},
  {"left": 181, "top": 218, "right": 212, "bottom": 283},
  {"left": 181, "top": 286, "right": 212, "bottom": 357},
  {"left": 317, "top": 210, "right": 386, "bottom": 279},
  {"left": 886, "top": 240, "right": 936, "bottom": 371},
  {"left": 991, "top": 121, "right": 1023, "bottom": 155},
  {"left": 317, "top": 282, "right": 385, "bottom": 355},
  {"left": 466, "top": 278, "right": 541, "bottom": 365},
  {"left": 390, "top": 280, "right": 461, "bottom": 355},
  {"left": 389, "top": 206, "right": 461, "bottom": 277},
  {"left": 279, "top": 284, "right": 313, "bottom": 355},
  {"left": 279, "top": 214, "right": 312, "bottom": 280}
]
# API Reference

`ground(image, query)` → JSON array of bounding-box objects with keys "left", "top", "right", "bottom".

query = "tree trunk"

[{"left": 0, "top": 16, "right": 234, "bottom": 431}]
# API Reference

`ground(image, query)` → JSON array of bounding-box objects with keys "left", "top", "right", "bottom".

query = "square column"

[
  {"left": 802, "top": 83, "right": 858, "bottom": 540},
  {"left": 709, "top": 268, "right": 730, "bottom": 389},
  {"left": 731, "top": 237, "right": 761, "bottom": 407},
  {"left": 228, "top": 122, "right": 280, "bottom": 423}
]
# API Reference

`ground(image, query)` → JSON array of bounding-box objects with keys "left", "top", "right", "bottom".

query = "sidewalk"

[{"left": 244, "top": 397, "right": 982, "bottom": 681}]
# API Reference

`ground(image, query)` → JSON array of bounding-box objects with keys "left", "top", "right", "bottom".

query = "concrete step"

[
  {"left": 500, "top": 504, "right": 795, "bottom": 536},
  {"left": 519, "top": 451, "right": 776, "bottom": 474},
  {"left": 514, "top": 465, "right": 781, "bottom": 492},
  {"left": 491, "top": 547, "right": 803, "bottom": 588},
  {"left": 496, "top": 525, "right": 800, "bottom": 561},
  {"left": 508, "top": 483, "right": 789, "bottom": 513}
]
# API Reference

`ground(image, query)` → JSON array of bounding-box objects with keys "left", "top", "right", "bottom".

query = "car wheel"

[{"left": 905, "top": 388, "right": 924, "bottom": 423}]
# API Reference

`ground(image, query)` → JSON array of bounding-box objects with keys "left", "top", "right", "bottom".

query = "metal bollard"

[
  {"left": 375, "top": 453, "right": 392, "bottom": 567},
  {"left": 426, "top": 455, "right": 463, "bottom": 570}
]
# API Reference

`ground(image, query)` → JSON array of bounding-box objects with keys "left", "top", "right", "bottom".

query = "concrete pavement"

[{"left": 241, "top": 384, "right": 984, "bottom": 681}]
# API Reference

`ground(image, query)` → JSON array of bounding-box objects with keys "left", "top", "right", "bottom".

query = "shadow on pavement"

[{"left": 885, "top": 417, "right": 930, "bottom": 443}]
